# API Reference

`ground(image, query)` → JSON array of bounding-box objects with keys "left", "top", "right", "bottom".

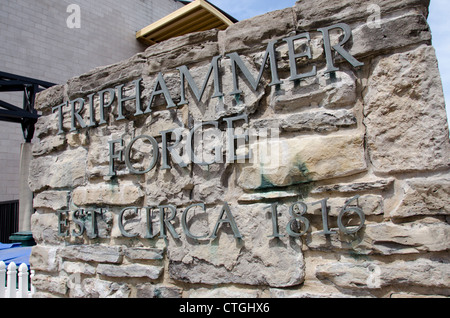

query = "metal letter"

[
  {"left": 87, "top": 209, "right": 102, "bottom": 239},
  {"left": 115, "top": 78, "right": 143, "bottom": 121},
  {"left": 57, "top": 211, "right": 69, "bottom": 237},
  {"left": 98, "top": 88, "right": 115, "bottom": 125},
  {"left": 72, "top": 210, "right": 85, "bottom": 237},
  {"left": 52, "top": 102, "right": 67, "bottom": 135},
  {"left": 210, "top": 202, "right": 242, "bottom": 239},
  {"left": 312, "top": 198, "right": 336, "bottom": 235},
  {"left": 337, "top": 195, "right": 365, "bottom": 234},
  {"left": 70, "top": 98, "right": 87, "bottom": 132},
  {"left": 145, "top": 72, "right": 176, "bottom": 113},
  {"left": 283, "top": 32, "right": 317, "bottom": 81},
  {"left": 177, "top": 55, "right": 223, "bottom": 106},
  {"left": 144, "top": 206, "right": 158, "bottom": 239},
  {"left": 125, "top": 135, "right": 159, "bottom": 174},
  {"left": 118, "top": 207, "right": 138, "bottom": 238},
  {"left": 159, "top": 205, "right": 180, "bottom": 239},
  {"left": 160, "top": 128, "right": 188, "bottom": 170},
  {"left": 227, "top": 39, "right": 282, "bottom": 95},
  {"left": 108, "top": 139, "right": 123, "bottom": 176},
  {"left": 268, "top": 203, "right": 284, "bottom": 238},
  {"left": 87, "top": 93, "right": 96, "bottom": 127},
  {"left": 286, "top": 202, "right": 310, "bottom": 237},
  {"left": 181, "top": 203, "right": 209, "bottom": 240},
  {"left": 223, "top": 114, "right": 251, "bottom": 163},
  {"left": 318, "top": 23, "right": 364, "bottom": 73}
]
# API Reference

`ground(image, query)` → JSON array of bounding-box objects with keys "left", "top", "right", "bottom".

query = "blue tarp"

[{"left": 0, "top": 243, "right": 32, "bottom": 267}]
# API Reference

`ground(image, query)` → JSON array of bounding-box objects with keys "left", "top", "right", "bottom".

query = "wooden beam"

[{"left": 136, "top": 0, "right": 235, "bottom": 46}]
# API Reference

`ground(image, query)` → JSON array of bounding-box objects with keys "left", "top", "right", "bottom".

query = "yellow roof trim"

[{"left": 136, "top": 0, "right": 235, "bottom": 46}]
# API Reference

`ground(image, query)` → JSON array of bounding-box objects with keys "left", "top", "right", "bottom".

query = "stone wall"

[{"left": 29, "top": 0, "right": 450, "bottom": 298}]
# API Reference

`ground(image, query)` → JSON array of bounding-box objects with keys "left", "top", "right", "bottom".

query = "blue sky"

[{"left": 209, "top": 0, "right": 450, "bottom": 125}]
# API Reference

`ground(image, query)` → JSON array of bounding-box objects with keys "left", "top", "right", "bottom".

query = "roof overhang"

[{"left": 136, "top": 0, "right": 236, "bottom": 46}]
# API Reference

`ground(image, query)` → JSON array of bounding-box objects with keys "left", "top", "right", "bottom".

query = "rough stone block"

[
  {"left": 29, "top": 147, "right": 87, "bottom": 193},
  {"left": 97, "top": 264, "right": 162, "bottom": 279},
  {"left": 31, "top": 212, "right": 61, "bottom": 245},
  {"left": 219, "top": 8, "right": 295, "bottom": 54},
  {"left": 280, "top": 109, "right": 357, "bottom": 133},
  {"left": 136, "top": 284, "right": 182, "bottom": 298},
  {"left": 307, "top": 220, "right": 450, "bottom": 255},
  {"left": 364, "top": 45, "right": 450, "bottom": 173},
  {"left": 168, "top": 203, "right": 305, "bottom": 288},
  {"left": 33, "top": 190, "right": 70, "bottom": 211},
  {"left": 29, "top": 245, "right": 60, "bottom": 272},
  {"left": 270, "top": 70, "right": 357, "bottom": 112},
  {"left": 34, "top": 84, "right": 65, "bottom": 112},
  {"left": 124, "top": 247, "right": 165, "bottom": 261},
  {"left": 390, "top": 178, "right": 450, "bottom": 218},
  {"left": 72, "top": 182, "right": 144, "bottom": 206},
  {"left": 294, "top": 0, "right": 430, "bottom": 29},
  {"left": 238, "top": 134, "right": 367, "bottom": 190},
  {"left": 316, "top": 258, "right": 449, "bottom": 289},
  {"left": 60, "top": 245, "right": 123, "bottom": 264},
  {"left": 32, "top": 274, "right": 68, "bottom": 296}
]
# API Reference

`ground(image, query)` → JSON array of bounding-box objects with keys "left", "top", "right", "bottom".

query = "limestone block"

[
  {"left": 136, "top": 284, "right": 183, "bottom": 298},
  {"left": 123, "top": 247, "right": 165, "bottom": 261},
  {"left": 219, "top": 8, "right": 296, "bottom": 54},
  {"left": 35, "top": 112, "right": 59, "bottom": 139},
  {"left": 72, "top": 181, "right": 144, "bottom": 206},
  {"left": 31, "top": 212, "right": 61, "bottom": 245},
  {"left": 188, "top": 287, "right": 260, "bottom": 298},
  {"left": 306, "top": 195, "right": 384, "bottom": 217},
  {"left": 363, "top": 220, "right": 450, "bottom": 255},
  {"left": 66, "top": 53, "right": 147, "bottom": 99},
  {"left": 97, "top": 264, "right": 162, "bottom": 279},
  {"left": 32, "top": 135, "right": 66, "bottom": 157},
  {"left": 32, "top": 274, "right": 68, "bottom": 296},
  {"left": 34, "top": 84, "right": 65, "bottom": 112},
  {"left": 145, "top": 29, "right": 220, "bottom": 71},
  {"left": 391, "top": 178, "right": 450, "bottom": 218},
  {"left": 145, "top": 165, "right": 193, "bottom": 206},
  {"left": 29, "top": 147, "right": 87, "bottom": 193},
  {"left": 280, "top": 109, "right": 357, "bottom": 133},
  {"left": 307, "top": 220, "right": 450, "bottom": 255},
  {"left": 33, "top": 190, "right": 70, "bottom": 211},
  {"left": 168, "top": 203, "right": 305, "bottom": 288},
  {"left": 238, "top": 191, "right": 299, "bottom": 204},
  {"left": 74, "top": 278, "right": 131, "bottom": 298},
  {"left": 60, "top": 244, "right": 122, "bottom": 264},
  {"left": 270, "top": 70, "right": 357, "bottom": 112},
  {"left": 294, "top": 0, "right": 430, "bottom": 29},
  {"left": 349, "top": 14, "right": 431, "bottom": 59},
  {"left": 63, "top": 261, "right": 96, "bottom": 275},
  {"left": 238, "top": 134, "right": 367, "bottom": 190},
  {"left": 29, "top": 245, "right": 60, "bottom": 272},
  {"left": 316, "top": 258, "right": 450, "bottom": 289},
  {"left": 364, "top": 45, "right": 450, "bottom": 173},
  {"left": 311, "top": 178, "right": 394, "bottom": 194}
]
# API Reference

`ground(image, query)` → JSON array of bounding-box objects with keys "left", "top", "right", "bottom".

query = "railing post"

[
  {"left": 0, "top": 262, "right": 5, "bottom": 298},
  {"left": 7, "top": 262, "right": 17, "bottom": 298},
  {"left": 18, "top": 263, "right": 29, "bottom": 298},
  {"left": 30, "top": 269, "right": 35, "bottom": 297}
]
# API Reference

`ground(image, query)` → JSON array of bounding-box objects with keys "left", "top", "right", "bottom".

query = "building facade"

[
  {"left": 0, "top": 0, "right": 184, "bottom": 202},
  {"left": 28, "top": 0, "right": 450, "bottom": 298}
]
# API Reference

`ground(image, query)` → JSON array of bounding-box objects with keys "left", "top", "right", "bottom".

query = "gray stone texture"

[{"left": 29, "top": 0, "right": 450, "bottom": 298}]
